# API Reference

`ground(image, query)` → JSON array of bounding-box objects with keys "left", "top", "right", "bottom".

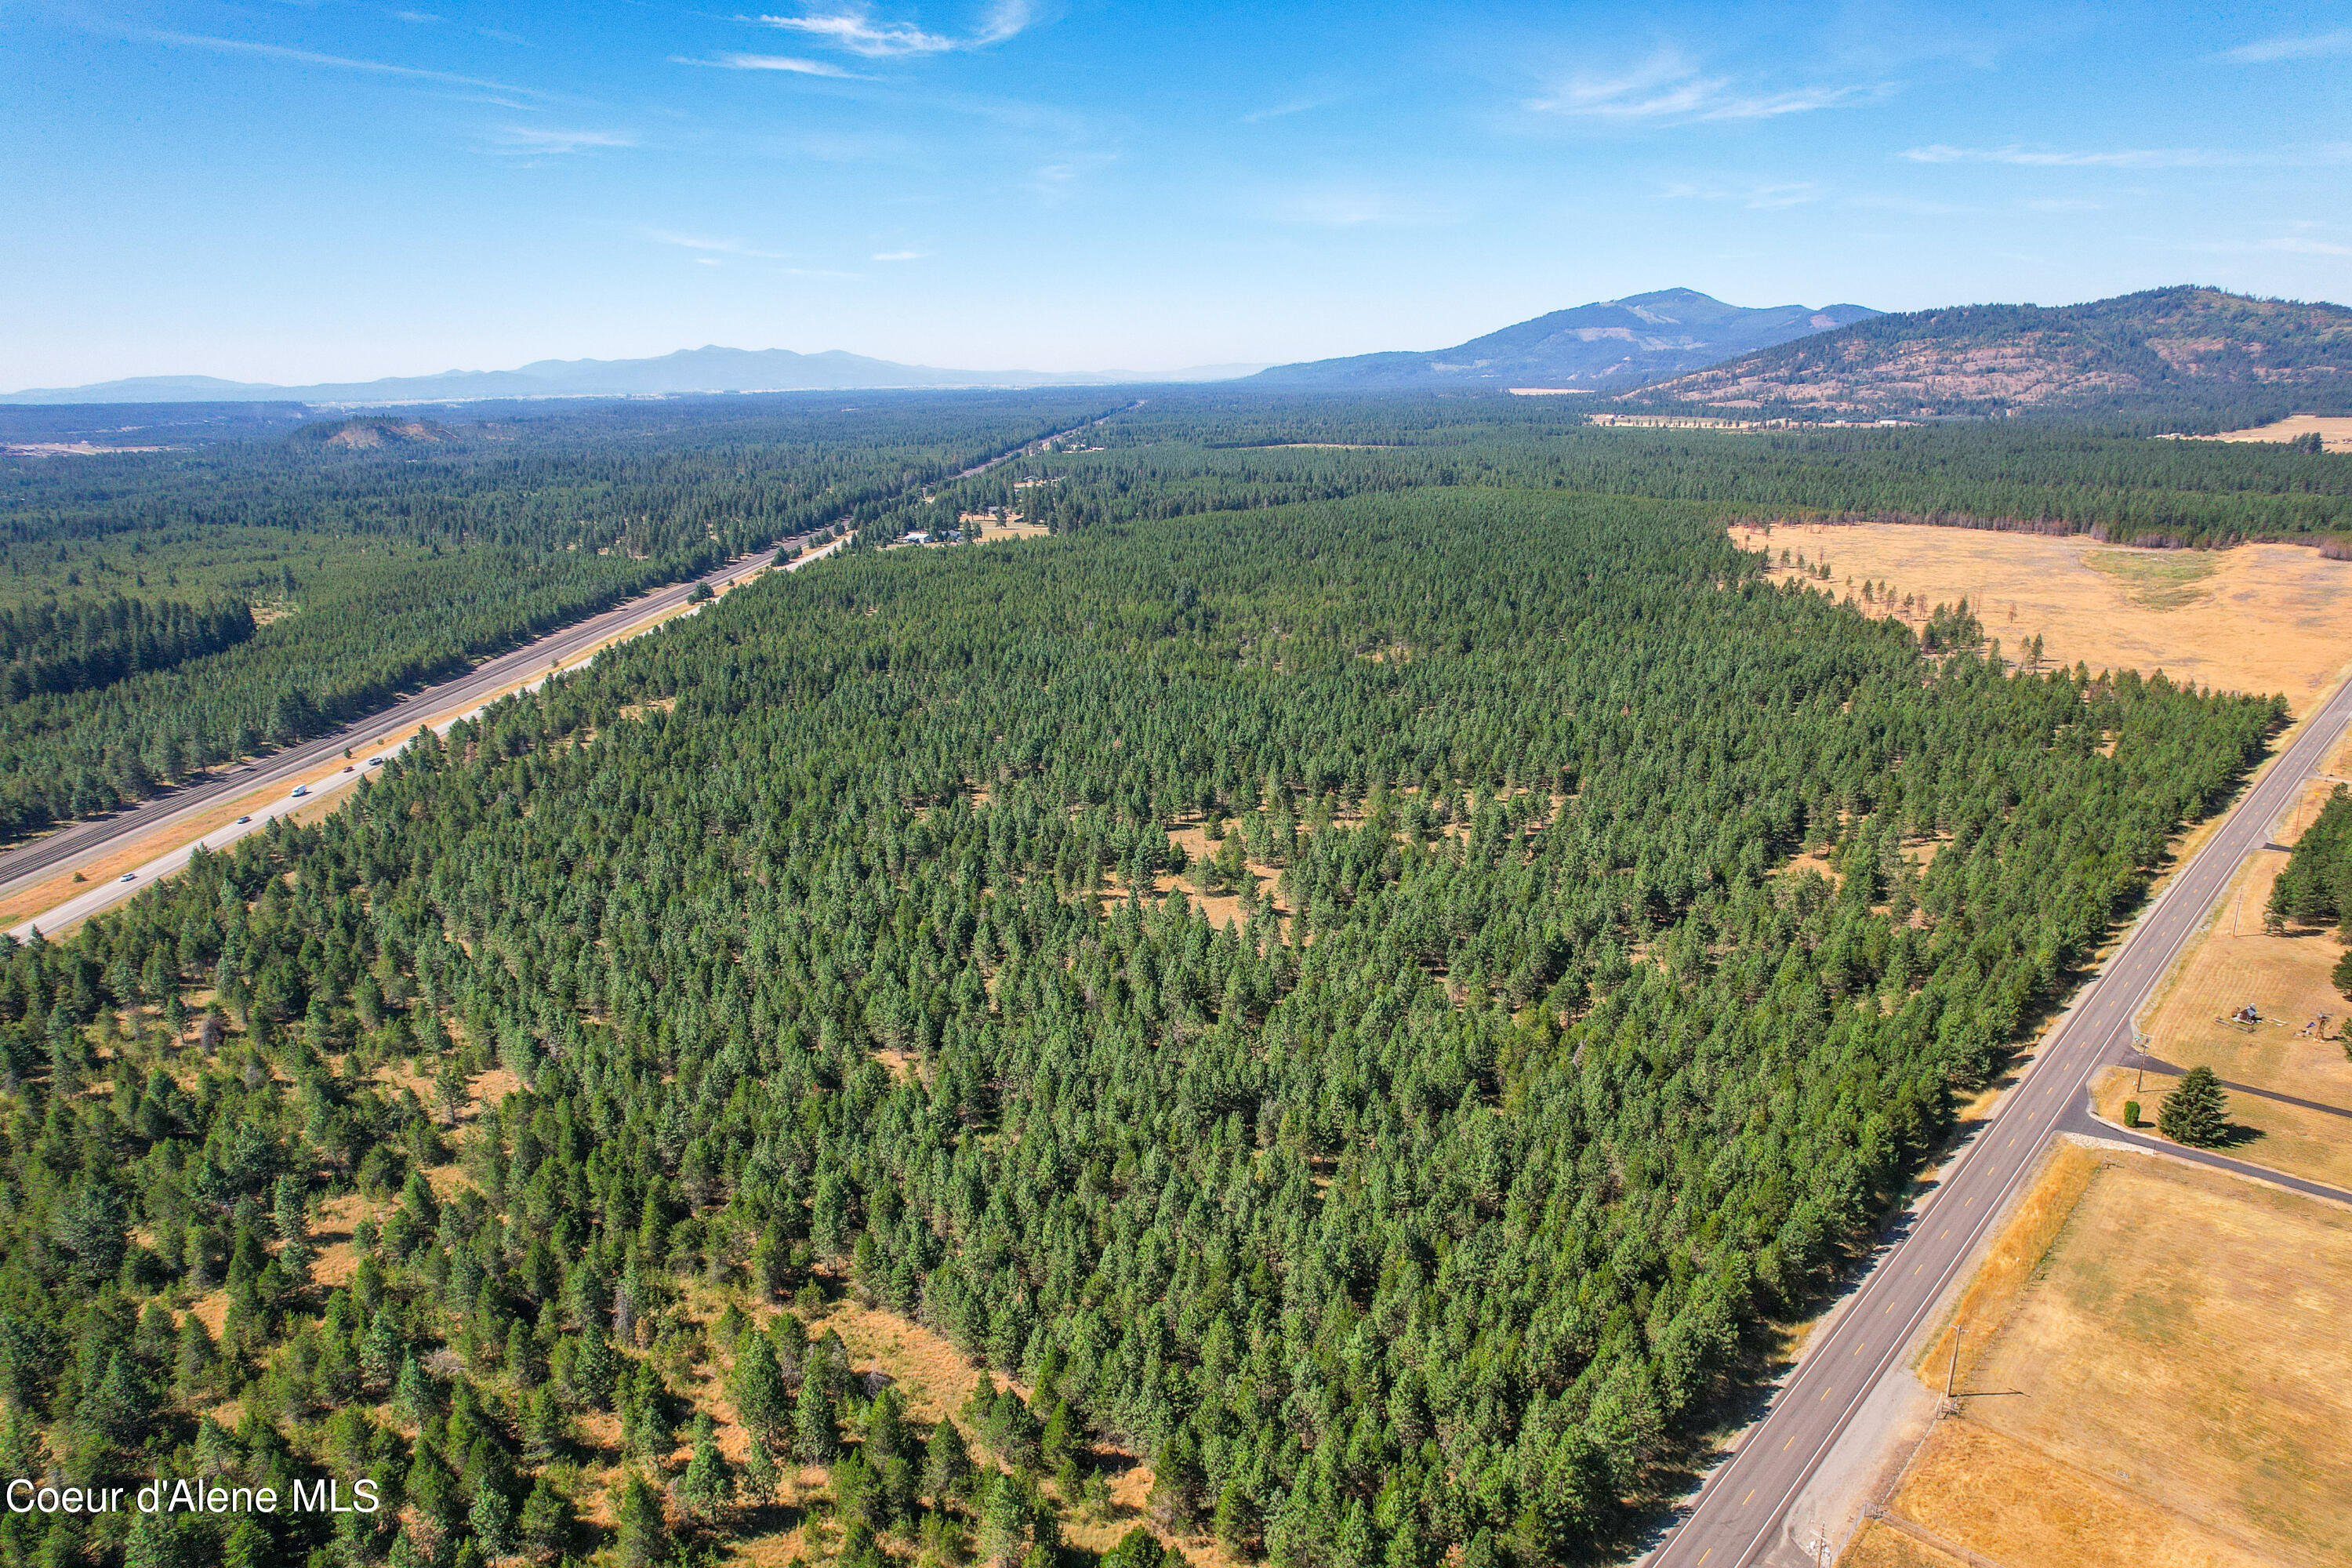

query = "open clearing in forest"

[
  {"left": 1733, "top": 521, "right": 2352, "bottom": 717},
  {"left": 2087, "top": 728, "right": 2352, "bottom": 1187},
  {"left": 1859, "top": 1148, "right": 2352, "bottom": 1568},
  {"left": 2169, "top": 416, "right": 2352, "bottom": 453}
]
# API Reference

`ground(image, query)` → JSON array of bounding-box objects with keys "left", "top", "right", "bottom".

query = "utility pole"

[{"left": 1945, "top": 1322, "right": 1964, "bottom": 1400}]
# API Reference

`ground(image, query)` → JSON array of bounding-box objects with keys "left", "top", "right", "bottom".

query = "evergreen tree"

[
  {"left": 612, "top": 1472, "right": 670, "bottom": 1568},
  {"left": 677, "top": 1412, "right": 735, "bottom": 1520},
  {"left": 466, "top": 1483, "right": 518, "bottom": 1557},
  {"left": 517, "top": 1477, "right": 578, "bottom": 1566},
  {"left": 2158, "top": 1065, "right": 2230, "bottom": 1147},
  {"left": 728, "top": 1334, "right": 789, "bottom": 1456},
  {"left": 924, "top": 1417, "right": 974, "bottom": 1502},
  {"left": 794, "top": 1374, "right": 840, "bottom": 1464}
]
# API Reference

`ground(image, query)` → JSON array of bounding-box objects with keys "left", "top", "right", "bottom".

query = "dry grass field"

[
  {"left": 2171, "top": 416, "right": 2352, "bottom": 453},
  {"left": 1861, "top": 1148, "right": 2352, "bottom": 1568},
  {"left": 1733, "top": 521, "right": 2352, "bottom": 717},
  {"left": 1841, "top": 1519, "right": 1968, "bottom": 1568}
]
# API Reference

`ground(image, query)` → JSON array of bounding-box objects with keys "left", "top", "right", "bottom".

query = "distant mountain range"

[
  {"left": 16, "top": 285, "right": 2347, "bottom": 424},
  {"left": 1249, "top": 289, "right": 1881, "bottom": 390},
  {"left": 1645, "top": 286, "right": 2352, "bottom": 419},
  {"left": 0, "top": 347, "right": 1271, "bottom": 406}
]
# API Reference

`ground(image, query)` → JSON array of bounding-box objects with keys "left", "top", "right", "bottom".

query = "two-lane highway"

[
  {"left": 1650, "top": 670, "right": 2352, "bottom": 1568},
  {"left": 0, "top": 537, "right": 798, "bottom": 906},
  {"left": 0, "top": 404, "right": 1123, "bottom": 916}
]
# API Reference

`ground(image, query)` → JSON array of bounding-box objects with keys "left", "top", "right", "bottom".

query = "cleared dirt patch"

[
  {"left": 1731, "top": 521, "right": 2352, "bottom": 717},
  {"left": 1893, "top": 1150, "right": 2352, "bottom": 1567}
]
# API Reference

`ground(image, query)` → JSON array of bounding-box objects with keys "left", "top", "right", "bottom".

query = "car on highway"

[
  {"left": 237, "top": 815, "right": 251, "bottom": 825},
  {"left": 289, "top": 784, "right": 308, "bottom": 798},
  {"left": 368, "top": 756, "right": 384, "bottom": 766},
  {"left": 118, "top": 872, "right": 135, "bottom": 883}
]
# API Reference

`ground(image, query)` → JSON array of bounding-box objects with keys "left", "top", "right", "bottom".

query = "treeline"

[
  {"left": 2270, "top": 785, "right": 2352, "bottom": 937},
  {"left": 0, "top": 479, "right": 2278, "bottom": 1566},
  {"left": 0, "top": 595, "right": 253, "bottom": 702},
  {"left": 887, "top": 394, "right": 2352, "bottom": 551}
]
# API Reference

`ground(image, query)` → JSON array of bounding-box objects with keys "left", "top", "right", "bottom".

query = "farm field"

[
  {"left": 1857, "top": 1147, "right": 2352, "bottom": 1568},
  {"left": 1737, "top": 521, "right": 2352, "bottom": 717},
  {"left": 2176, "top": 416, "right": 2352, "bottom": 453}
]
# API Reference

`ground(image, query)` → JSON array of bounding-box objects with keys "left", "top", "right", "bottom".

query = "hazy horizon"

[{"left": 8, "top": 0, "right": 2350, "bottom": 388}]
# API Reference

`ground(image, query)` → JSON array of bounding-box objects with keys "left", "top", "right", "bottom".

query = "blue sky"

[{"left": 5, "top": 1, "right": 2350, "bottom": 386}]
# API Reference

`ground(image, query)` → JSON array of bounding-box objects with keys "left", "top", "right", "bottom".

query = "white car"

[
  {"left": 367, "top": 756, "right": 384, "bottom": 766},
  {"left": 289, "top": 784, "right": 308, "bottom": 798},
  {"left": 118, "top": 872, "right": 135, "bottom": 883}
]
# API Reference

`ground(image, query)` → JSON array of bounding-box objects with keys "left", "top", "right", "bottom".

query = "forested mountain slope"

[
  {"left": 1250, "top": 290, "right": 1877, "bottom": 390},
  {"left": 1643, "top": 286, "right": 2352, "bottom": 425},
  {"left": 0, "top": 442, "right": 2279, "bottom": 1567}
]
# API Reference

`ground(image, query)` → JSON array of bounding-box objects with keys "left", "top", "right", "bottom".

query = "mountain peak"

[{"left": 1250, "top": 292, "right": 1880, "bottom": 390}]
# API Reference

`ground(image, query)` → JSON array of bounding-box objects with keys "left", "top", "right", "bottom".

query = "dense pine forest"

[
  {"left": 873, "top": 395, "right": 2352, "bottom": 554},
  {"left": 0, "top": 395, "right": 1110, "bottom": 844},
  {"left": 0, "top": 391, "right": 2286, "bottom": 1568}
]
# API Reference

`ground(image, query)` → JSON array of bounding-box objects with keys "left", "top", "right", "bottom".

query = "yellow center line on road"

[
  {"left": 1820, "top": 1386, "right": 1834, "bottom": 1400},
  {"left": 1742, "top": 1490, "right": 1754, "bottom": 1505},
  {"left": 1698, "top": 1550, "right": 1711, "bottom": 1566}
]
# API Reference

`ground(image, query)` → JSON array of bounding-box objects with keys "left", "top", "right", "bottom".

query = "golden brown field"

[
  {"left": 2170, "top": 416, "right": 2352, "bottom": 453},
  {"left": 1859, "top": 1148, "right": 2352, "bottom": 1568},
  {"left": 1733, "top": 521, "right": 2352, "bottom": 717}
]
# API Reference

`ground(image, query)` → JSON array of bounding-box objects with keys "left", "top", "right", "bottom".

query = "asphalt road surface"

[
  {"left": 0, "top": 406, "right": 1118, "bottom": 916},
  {"left": 1649, "top": 670, "right": 2352, "bottom": 1568}
]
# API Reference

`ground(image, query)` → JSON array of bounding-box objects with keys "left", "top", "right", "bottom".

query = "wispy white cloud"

[
  {"left": 1904, "top": 143, "right": 2222, "bottom": 169},
  {"left": 645, "top": 230, "right": 791, "bottom": 259},
  {"left": 871, "top": 249, "right": 924, "bottom": 260},
  {"left": 1661, "top": 179, "right": 1824, "bottom": 209},
  {"left": 746, "top": 2, "right": 1036, "bottom": 58},
  {"left": 1904, "top": 142, "right": 2352, "bottom": 169},
  {"left": 673, "top": 51, "right": 866, "bottom": 78},
  {"left": 132, "top": 27, "right": 548, "bottom": 99},
  {"left": 1529, "top": 49, "right": 1886, "bottom": 122},
  {"left": 2222, "top": 31, "right": 2352, "bottom": 64},
  {"left": 1031, "top": 151, "right": 1116, "bottom": 199},
  {"left": 1242, "top": 96, "right": 1334, "bottom": 125},
  {"left": 488, "top": 126, "right": 637, "bottom": 154}
]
